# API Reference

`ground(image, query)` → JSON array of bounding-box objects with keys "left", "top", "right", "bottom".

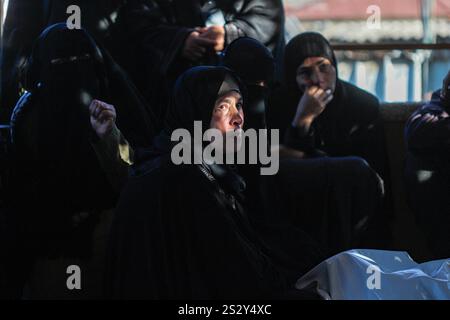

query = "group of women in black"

[{"left": 0, "top": 0, "right": 446, "bottom": 300}]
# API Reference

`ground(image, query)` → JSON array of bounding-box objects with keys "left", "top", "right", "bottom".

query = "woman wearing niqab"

[{"left": 4, "top": 24, "right": 156, "bottom": 298}]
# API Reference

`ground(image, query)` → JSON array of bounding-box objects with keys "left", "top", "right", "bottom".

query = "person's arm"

[
  {"left": 1, "top": 0, "right": 46, "bottom": 121},
  {"left": 405, "top": 71, "right": 450, "bottom": 156},
  {"left": 405, "top": 104, "right": 450, "bottom": 156},
  {"left": 283, "top": 124, "right": 315, "bottom": 152},
  {"left": 89, "top": 100, "right": 134, "bottom": 192},
  {"left": 406, "top": 71, "right": 450, "bottom": 157},
  {"left": 284, "top": 86, "right": 332, "bottom": 155},
  {"left": 119, "top": 0, "right": 214, "bottom": 71},
  {"left": 222, "top": 0, "right": 284, "bottom": 51}
]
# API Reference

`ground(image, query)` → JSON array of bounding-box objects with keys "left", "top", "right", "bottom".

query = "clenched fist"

[
  {"left": 197, "top": 25, "right": 225, "bottom": 52},
  {"left": 182, "top": 30, "right": 217, "bottom": 62},
  {"left": 89, "top": 99, "right": 116, "bottom": 140}
]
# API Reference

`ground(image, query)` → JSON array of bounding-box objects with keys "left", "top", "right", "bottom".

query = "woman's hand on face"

[
  {"left": 89, "top": 99, "right": 117, "bottom": 140},
  {"left": 292, "top": 86, "right": 333, "bottom": 130}
]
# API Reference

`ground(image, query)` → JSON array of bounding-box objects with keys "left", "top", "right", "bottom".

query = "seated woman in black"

[
  {"left": 404, "top": 70, "right": 450, "bottom": 259},
  {"left": 266, "top": 32, "right": 390, "bottom": 255},
  {"left": 105, "top": 66, "right": 323, "bottom": 299}
]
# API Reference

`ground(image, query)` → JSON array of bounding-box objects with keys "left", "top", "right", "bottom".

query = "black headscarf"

[
  {"left": 25, "top": 23, "right": 106, "bottom": 147},
  {"left": 25, "top": 23, "right": 156, "bottom": 147},
  {"left": 25, "top": 23, "right": 106, "bottom": 93},
  {"left": 270, "top": 31, "right": 344, "bottom": 141},
  {"left": 268, "top": 31, "right": 383, "bottom": 161},
  {"left": 268, "top": 33, "right": 390, "bottom": 221},
  {"left": 9, "top": 23, "right": 155, "bottom": 258},
  {"left": 105, "top": 66, "right": 295, "bottom": 299},
  {"left": 164, "top": 66, "right": 243, "bottom": 134},
  {"left": 25, "top": 23, "right": 113, "bottom": 209},
  {"left": 7, "top": 24, "right": 116, "bottom": 258},
  {"left": 223, "top": 37, "right": 275, "bottom": 86},
  {"left": 283, "top": 32, "right": 347, "bottom": 139},
  {"left": 106, "top": 65, "right": 323, "bottom": 299},
  {"left": 135, "top": 66, "right": 247, "bottom": 195},
  {"left": 284, "top": 32, "right": 338, "bottom": 92}
]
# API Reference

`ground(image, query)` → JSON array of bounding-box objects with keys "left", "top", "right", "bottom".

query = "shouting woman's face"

[
  {"left": 210, "top": 90, "right": 244, "bottom": 133},
  {"left": 209, "top": 90, "right": 244, "bottom": 154}
]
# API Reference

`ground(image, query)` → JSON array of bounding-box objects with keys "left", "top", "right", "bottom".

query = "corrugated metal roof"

[
  {"left": 285, "top": 0, "right": 450, "bottom": 20},
  {"left": 293, "top": 18, "right": 450, "bottom": 42}
]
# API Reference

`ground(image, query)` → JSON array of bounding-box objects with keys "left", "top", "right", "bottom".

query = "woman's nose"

[
  {"left": 230, "top": 111, "right": 243, "bottom": 128},
  {"left": 310, "top": 70, "right": 320, "bottom": 84}
]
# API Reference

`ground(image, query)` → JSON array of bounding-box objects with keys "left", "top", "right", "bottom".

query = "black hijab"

[
  {"left": 106, "top": 66, "right": 294, "bottom": 299},
  {"left": 269, "top": 31, "right": 383, "bottom": 168},
  {"left": 284, "top": 32, "right": 338, "bottom": 92},
  {"left": 9, "top": 24, "right": 122, "bottom": 258},
  {"left": 164, "top": 66, "right": 243, "bottom": 134},
  {"left": 135, "top": 66, "right": 247, "bottom": 196},
  {"left": 223, "top": 37, "right": 275, "bottom": 86},
  {"left": 106, "top": 66, "right": 322, "bottom": 299},
  {"left": 7, "top": 21, "right": 153, "bottom": 260},
  {"left": 25, "top": 23, "right": 107, "bottom": 147},
  {"left": 268, "top": 32, "right": 345, "bottom": 143},
  {"left": 25, "top": 23, "right": 156, "bottom": 147},
  {"left": 23, "top": 24, "right": 115, "bottom": 210}
]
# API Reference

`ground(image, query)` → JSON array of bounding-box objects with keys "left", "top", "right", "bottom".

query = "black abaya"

[
  {"left": 3, "top": 24, "right": 156, "bottom": 298},
  {"left": 0, "top": 0, "right": 130, "bottom": 122},
  {"left": 105, "top": 66, "right": 323, "bottom": 299},
  {"left": 404, "top": 90, "right": 450, "bottom": 259},
  {"left": 265, "top": 33, "right": 390, "bottom": 254}
]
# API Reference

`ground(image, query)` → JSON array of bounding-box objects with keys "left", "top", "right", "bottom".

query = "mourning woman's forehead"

[
  {"left": 216, "top": 90, "right": 243, "bottom": 105},
  {"left": 217, "top": 74, "right": 241, "bottom": 98},
  {"left": 164, "top": 66, "right": 244, "bottom": 132}
]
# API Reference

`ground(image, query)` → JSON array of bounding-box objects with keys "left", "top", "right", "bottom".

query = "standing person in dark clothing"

[
  {"left": 266, "top": 32, "right": 391, "bottom": 255},
  {"left": 404, "top": 70, "right": 450, "bottom": 259},
  {"left": 0, "top": 0, "right": 131, "bottom": 123},
  {"left": 4, "top": 24, "right": 155, "bottom": 299},
  {"left": 116, "top": 0, "right": 285, "bottom": 127},
  {"left": 105, "top": 66, "right": 323, "bottom": 299}
]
